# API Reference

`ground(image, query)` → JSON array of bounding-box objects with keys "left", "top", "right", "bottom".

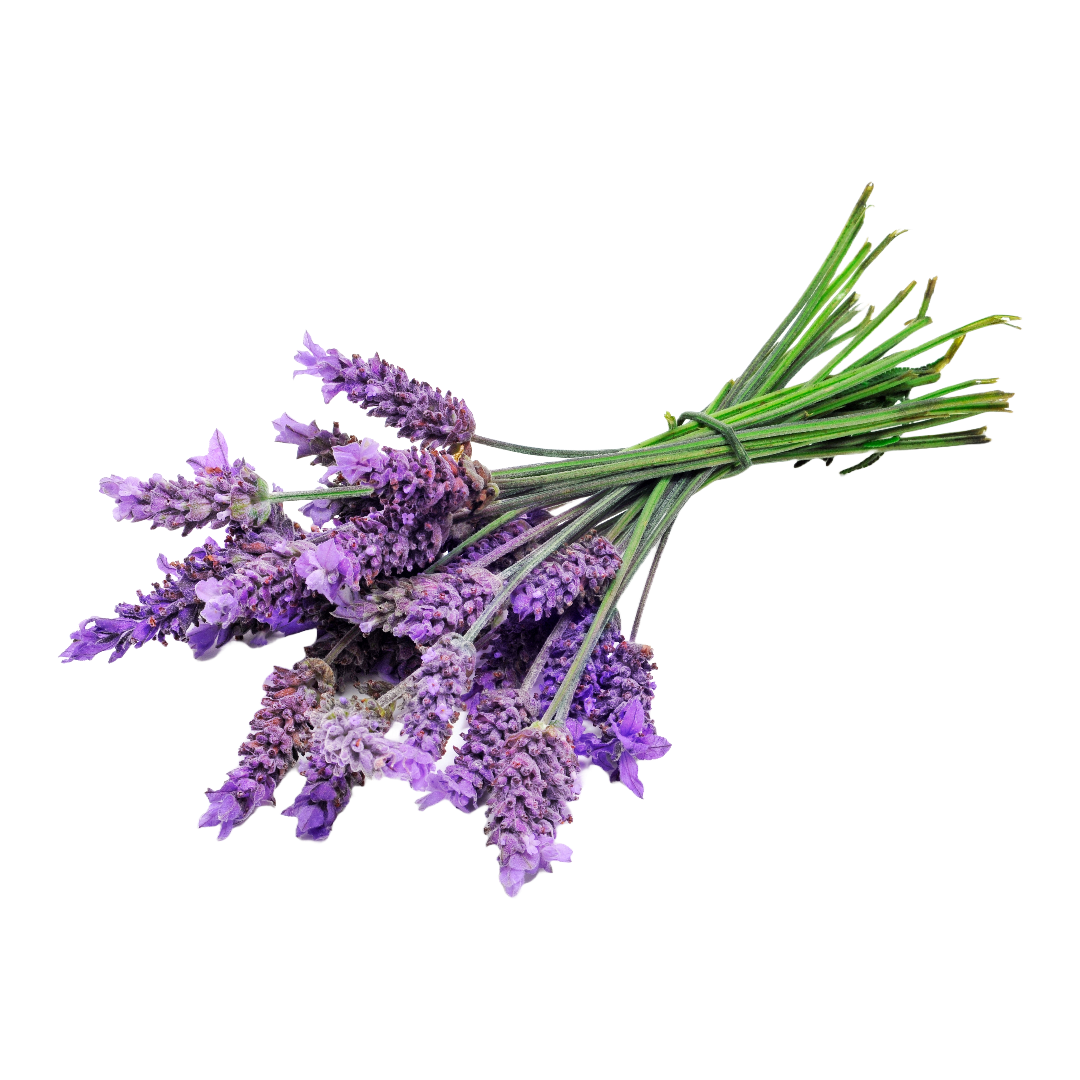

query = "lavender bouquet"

[{"left": 62, "top": 185, "right": 1017, "bottom": 896}]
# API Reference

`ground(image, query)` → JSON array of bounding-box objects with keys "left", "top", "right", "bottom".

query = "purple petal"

[
  {"left": 618, "top": 753, "right": 645, "bottom": 798},
  {"left": 633, "top": 734, "right": 672, "bottom": 761}
]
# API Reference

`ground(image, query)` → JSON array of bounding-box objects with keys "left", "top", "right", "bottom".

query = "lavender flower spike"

[
  {"left": 334, "top": 565, "right": 501, "bottom": 644},
  {"left": 418, "top": 689, "right": 534, "bottom": 812},
  {"left": 101, "top": 431, "right": 271, "bottom": 535},
  {"left": 398, "top": 634, "right": 477, "bottom": 766},
  {"left": 485, "top": 723, "right": 578, "bottom": 897},
  {"left": 510, "top": 533, "right": 622, "bottom": 622},
  {"left": 293, "top": 332, "right": 476, "bottom": 449},
  {"left": 199, "top": 658, "right": 334, "bottom": 839}
]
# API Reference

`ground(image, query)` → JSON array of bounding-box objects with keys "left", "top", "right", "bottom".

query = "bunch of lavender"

[{"left": 62, "top": 185, "right": 1020, "bottom": 895}]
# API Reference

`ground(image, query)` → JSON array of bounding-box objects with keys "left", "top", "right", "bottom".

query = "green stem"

[
  {"left": 472, "top": 434, "right": 622, "bottom": 457},
  {"left": 808, "top": 280, "right": 918, "bottom": 382},
  {"left": 268, "top": 484, "right": 374, "bottom": 502},
  {"left": 487, "top": 389, "right": 1010, "bottom": 502},
  {"left": 729, "top": 184, "right": 874, "bottom": 405}
]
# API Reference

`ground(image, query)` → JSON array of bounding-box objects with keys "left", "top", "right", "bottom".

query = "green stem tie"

[{"left": 675, "top": 412, "right": 753, "bottom": 474}]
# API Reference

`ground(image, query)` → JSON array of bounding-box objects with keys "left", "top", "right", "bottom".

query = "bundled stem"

[{"left": 442, "top": 184, "right": 1018, "bottom": 723}]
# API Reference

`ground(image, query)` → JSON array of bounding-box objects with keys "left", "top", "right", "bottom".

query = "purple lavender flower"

[
  {"left": 302, "top": 444, "right": 492, "bottom": 572},
  {"left": 293, "top": 332, "right": 476, "bottom": 449},
  {"left": 536, "top": 607, "right": 657, "bottom": 728},
  {"left": 510, "top": 533, "right": 621, "bottom": 622},
  {"left": 334, "top": 575, "right": 458, "bottom": 640},
  {"left": 282, "top": 691, "right": 437, "bottom": 839},
  {"left": 397, "top": 634, "right": 477, "bottom": 764},
  {"left": 575, "top": 699, "right": 671, "bottom": 798},
  {"left": 484, "top": 724, "right": 577, "bottom": 897},
  {"left": 194, "top": 577, "right": 240, "bottom": 625},
  {"left": 419, "top": 689, "right": 534, "bottom": 812},
  {"left": 272, "top": 414, "right": 356, "bottom": 467},
  {"left": 294, "top": 538, "right": 353, "bottom": 602},
  {"left": 321, "top": 438, "right": 384, "bottom": 484},
  {"left": 63, "top": 512, "right": 328, "bottom": 664},
  {"left": 317, "top": 697, "right": 394, "bottom": 776},
  {"left": 604, "top": 699, "right": 669, "bottom": 794},
  {"left": 281, "top": 760, "right": 353, "bottom": 841},
  {"left": 333, "top": 565, "right": 501, "bottom": 643},
  {"left": 200, "top": 773, "right": 276, "bottom": 841},
  {"left": 318, "top": 699, "right": 437, "bottom": 780},
  {"left": 318, "top": 505, "right": 446, "bottom": 585},
  {"left": 199, "top": 658, "right": 334, "bottom": 839},
  {"left": 101, "top": 431, "right": 271, "bottom": 535}
]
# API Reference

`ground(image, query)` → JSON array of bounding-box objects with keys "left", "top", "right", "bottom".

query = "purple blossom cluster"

[
  {"left": 418, "top": 689, "right": 535, "bottom": 812},
  {"left": 445, "top": 508, "right": 553, "bottom": 573},
  {"left": 574, "top": 699, "right": 670, "bottom": 799},
  {"left": 333, "top": 564, "right": 502, "bottom": 643},
  {"left": 283, "top": 693, "right": 437, "bottom": 839},
  {"left": 62, "top": 508, "right": 331, "bottom": 664},
  {"left": 510, "top": 532, "right": 622, "bottom": 621},
  {"left": 64, "top": 332, "right": 672, "bottom": 897},
  {"left": 101, "top": 431, "right": 271, "bottom": 535},
  {"left": 281, "top": 753, "right": 354, "bottom": 841},
  {"left": 293, "top": 332, "right": 475, "bottom": 449},
  {"left": 304, "top": 619, "right": 421, "bottom": 687},
  {"left": 199, "top": 658, "right": 335, "bottom": 839},
  {"left": 398, "top": 634, "right": 477, "bottom": 762},
  {"left": 484, "top": 724, "right": 578, "bottom": 897},
  {"left": 536, "top": 609, "right": 655, "bottom": 722},
  {"left": 272, "top": 414, "right": 357, "bottom": 467},
  {"left": 300, "top": 441, "right": 494, "bottom": 581}
]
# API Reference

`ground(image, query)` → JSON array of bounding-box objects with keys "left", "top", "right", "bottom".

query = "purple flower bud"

[
  {"left": 484, "top": 724, "right": 578, "bottom": 897},
  {"left": 281, "top": 766, "right": 353, "bottom": 841},
  {"left": 295, "top": 538, "right": 353, "bottom": 602},
  {"left": 535, "top": 607, "right": 657, "bottom": 730},
  {"left": 293, "top": 332, "right": 475, "bottom": 449},
  {"left": 419, "top": 689, "right": 534, "bottom": 812},
  {"left": 199, "top": 659, "right": 334, "bottom": 839},
  {"left": 101, "top": 432, "right": 271, "bottom": 535},
  {"left": 322, "top": 438, "right": 383, "bottom": 484},
  {"left": 62, "top": 516, "right": 328, "bottom": 665},
  {"left": 194, "top": 577, "right": 241, "bottom": 625},
  {"left": 333, "top": 565, "right": 501, "bottom": 644},
  {"left": 272, "top": 413, "right": 357, "bottom": 467},
  {"left": 510, "top": 533, "right": 622, "bottom": 621},
  {"left": 398, "top": 634, "right": 476, "bottom": 762}
]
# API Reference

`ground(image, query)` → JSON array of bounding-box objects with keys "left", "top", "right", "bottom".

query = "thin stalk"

[
  {"left": 605, "top": 489, "right": 653, "bottom": 544},
  {"left": 729, "top": 184, "right": 874, "bottom": 404},
  {"left": 626, "top": 464, "right": 717, "bottom": 639},
  {"left": 751, "top": 228, "right": 920, "bottom": 401},
  {"left": 268, "top": 484, "right": 374, "bottom": 502},
  {"left": 472, "top": 434, "right": 623, "bottom": 457},
  {"left": 323, "top": 624, "right": 361, "bottom": 664},
  {"left": 917, "top": 377, "right": 997, "bottom": 400},
  {"left": 808, "top": 280, "right": 918, "bottom": 382}
]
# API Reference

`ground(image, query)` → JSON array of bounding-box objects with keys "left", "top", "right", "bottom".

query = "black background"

[{"left": 54, "top": 145, "right": 1032, "bottom": 911}]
